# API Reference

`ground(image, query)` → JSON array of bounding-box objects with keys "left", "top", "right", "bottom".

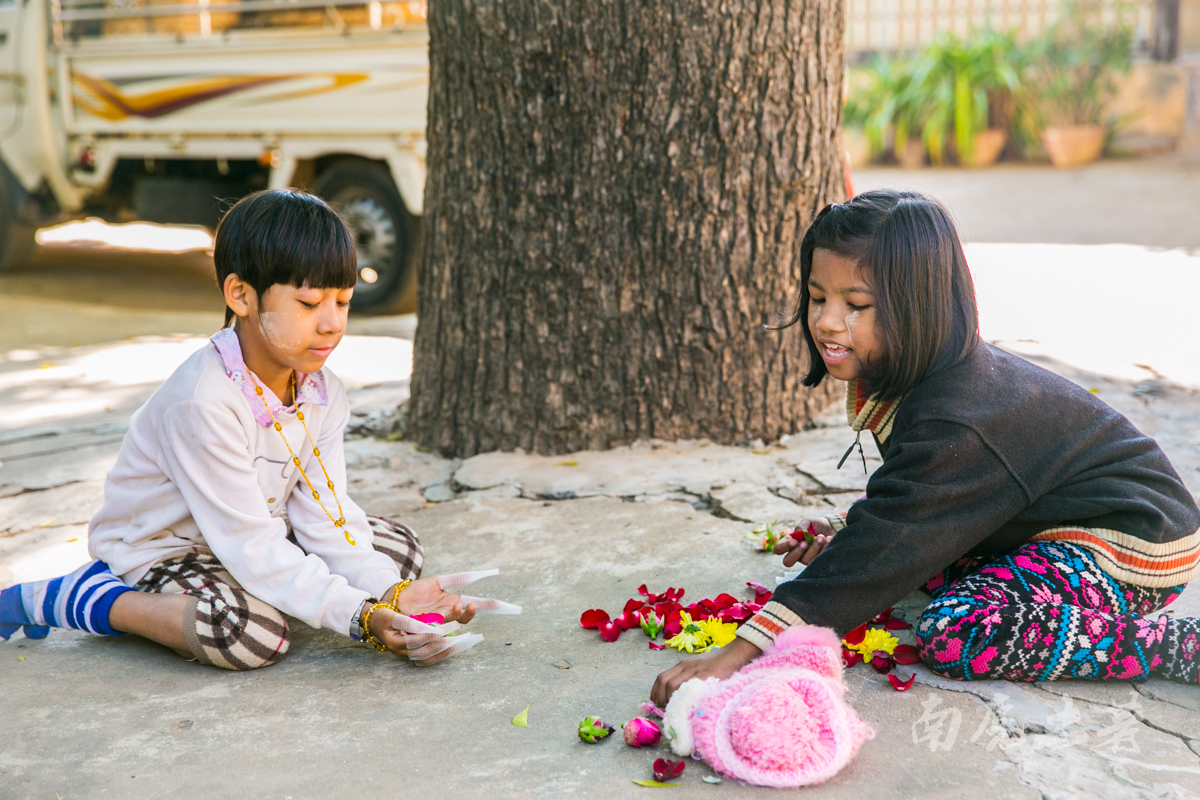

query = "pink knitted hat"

[{"left": 685, "top": 626, "right": 873, "bottom": 787}]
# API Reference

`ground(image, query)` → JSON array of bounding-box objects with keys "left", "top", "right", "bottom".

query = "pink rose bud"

[{"left": 622, "top": 717, "right": 662, "bottom": 748}]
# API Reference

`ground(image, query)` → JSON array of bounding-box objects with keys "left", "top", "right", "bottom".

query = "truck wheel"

[
  {"left": 0, "top": 165, "right": 37, "bottom": 271},
  {"left": 313, "top": 161, "right": 415, "bottom": 314}
]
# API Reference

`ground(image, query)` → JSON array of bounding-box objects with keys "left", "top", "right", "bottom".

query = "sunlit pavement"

[{"left": 2, "top": 159, "right": 1200, "bottom": 798}]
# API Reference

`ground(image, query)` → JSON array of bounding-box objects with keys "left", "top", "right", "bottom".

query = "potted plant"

[
  {"left": 912, "top": 30, "right": 1023, "bottom": 167},
  {"left": 1023, "top": 1, "right": 1133, "bottom": 168},
  {"left": 844, "top": 56, "right": 930, "bottom": 168}
]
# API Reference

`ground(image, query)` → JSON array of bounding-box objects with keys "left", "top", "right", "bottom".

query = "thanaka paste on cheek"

[
  {"left": 844, "top": 310, "right": 861, "bottom": 348},
  {"left": 256, "top": 310, "right": 305, "bottom": 352}
]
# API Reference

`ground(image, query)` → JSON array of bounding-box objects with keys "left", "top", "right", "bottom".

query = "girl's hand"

[
  {"left": 389, "top": 576, "right": 478, "bottom": 625},
  {"left": 773, "top": 517, "right": 836, "bottom": 567},
  {"left": 650, "top": 638, "right": 761, "bottom": 708}
]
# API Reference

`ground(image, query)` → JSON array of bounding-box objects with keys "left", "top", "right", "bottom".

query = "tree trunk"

[{"left": 411, "top": 0, "right": 846, "bottom": 457}]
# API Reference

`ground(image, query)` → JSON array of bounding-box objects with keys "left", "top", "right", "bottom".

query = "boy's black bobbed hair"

[
  {"left": 776, "top": 189, "right": 979, "bottom": 401},
  {"left": 214, "top": 188, "right": 357, "bottom": 325}
]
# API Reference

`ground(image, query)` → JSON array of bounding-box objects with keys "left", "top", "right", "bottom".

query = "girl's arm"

[
  {"left": 158, "top": 400, "right": 372, "bottom": 634},
  {"left": 769, "top": 418, "right": 1030, "bottom": 635}
]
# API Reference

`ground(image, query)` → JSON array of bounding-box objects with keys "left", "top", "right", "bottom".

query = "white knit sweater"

[{"left": 88, "top": 333, "right": 402, "bottom": 635}]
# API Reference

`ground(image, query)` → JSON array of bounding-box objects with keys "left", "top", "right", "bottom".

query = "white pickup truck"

[{"left": 0, "top": 0, "right": 429, "bottom": 311}]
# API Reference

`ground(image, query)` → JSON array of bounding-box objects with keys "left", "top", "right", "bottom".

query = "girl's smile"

[{"left": 808, "top": 248, "right": 881, "bottom": 382}]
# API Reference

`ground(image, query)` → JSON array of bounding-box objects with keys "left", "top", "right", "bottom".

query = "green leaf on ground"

[{"left": 512, "top": 705, "right": 529, "bottom": 727}]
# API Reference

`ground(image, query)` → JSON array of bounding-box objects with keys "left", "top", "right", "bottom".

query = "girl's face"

[
  {"left": 242, "top": 283, "right": 353, "bottom": 375},
  {"left": 807, "top": 248, "right": 882, "bottom": 382}
]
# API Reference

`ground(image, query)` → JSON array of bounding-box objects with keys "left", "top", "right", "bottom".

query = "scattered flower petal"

[
  {"left": 599, "top": 621, "right": 621, "bottom": 642},
  {"left": 845, "top": 628, "right": 899, "bottom": 663},
  {"left": 889, "top": 671, "right": 917, "bottom": 691},
  {"left": 870, "top": 649, "right": 896, "bottom": 674},
  {"left": 745, "top": 581, "right": 770, "bottom": 595},
  {"left": 653, "top": 758, "right": 686, "bottom": 782},
  {"left": 640, "top": 702, "right": 665, "bottom": 719},
  {"left": 613, "top": 611, "right": 642, "bottom": 631},
  {"left": 842, "top": 622, "right": 869, "bottom": 647},
  {"left": 666, "top": 611, "right": 710, "bottom": 653},
  {"left": 649, "top": 641, "right": 666, "bottom": 650},
  {"left": 410, "top": 613, "right": 445, "bottom": 624},
  {"left": 512, "top": 705, "right": 529, "bottom": 728},
  {"left": 871, "top": 608, "right": 894, "bottom": 624},
  {"left": 697, "top": 618, "right": 737, "bottom": 648},
  {"left": 578, "top": 716, "right": 614, "bottom": 743},
  {"left": 580, "top": 609, "right": 610, "bottom": 630},
  {"left": 630, "top": 780, "right": 681, "bottom": 787},
  {"left": 624, "top": 598, "right": 648, "bottom": 614},
  {"left": 623, "top": 717, "right": 663, "bottom": 748},
  {"left": 884, "top": 617, "right": 912, "bottom": 630},
  {"left": 842, "top": 647, "right": 863, "bottom": 668},
  {"left": 893, "top": 644, "right": 922, "bottom": 665}
]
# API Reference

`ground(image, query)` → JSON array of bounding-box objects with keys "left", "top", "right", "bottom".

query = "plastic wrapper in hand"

[
  {"left": 391, "top": 613, "right": 485, "bottom": 664},
  {"left": 438, "top": 568, "right": 523, "bottom": 614}
]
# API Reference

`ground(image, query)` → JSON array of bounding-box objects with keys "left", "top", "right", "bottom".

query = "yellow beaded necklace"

[{"left": 251, "top": 371, "right": 354, "bottom": 545}]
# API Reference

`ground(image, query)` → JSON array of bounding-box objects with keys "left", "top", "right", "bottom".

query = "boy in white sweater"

[{"left": 1, "top": 189, "right": 475, "bottom": 669}]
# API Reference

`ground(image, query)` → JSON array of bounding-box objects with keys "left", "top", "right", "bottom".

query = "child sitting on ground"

[
  {"left": 1, "top": 189, "right": 475, "bottom": 669},
  {"left": 653, "top": 189, "right": 1200, "bottom": 705}
]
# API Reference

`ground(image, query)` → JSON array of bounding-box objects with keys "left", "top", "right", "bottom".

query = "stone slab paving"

[{"left": 3, "top": 369, "right": 1200, "bottom": 798}]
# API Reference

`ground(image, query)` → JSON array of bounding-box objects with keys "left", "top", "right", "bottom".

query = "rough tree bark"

[{"left": 411, "top": 0, "right": 846, "bottom": 457}]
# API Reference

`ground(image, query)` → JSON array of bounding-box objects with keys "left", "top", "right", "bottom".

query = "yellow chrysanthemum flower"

[
  {"left": 697, "top": 618, "right": 738, "bottom": 649},
  {"left": 666, "top": 611, "right": 711, "bottom": 653},
  {"left": 844, "top": 627, "right": 899, "bottom": 660}
]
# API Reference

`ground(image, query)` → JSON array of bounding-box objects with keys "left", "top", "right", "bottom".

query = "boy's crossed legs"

[{"left": 3, "top": 517, "right": 423, "bottom": 672}]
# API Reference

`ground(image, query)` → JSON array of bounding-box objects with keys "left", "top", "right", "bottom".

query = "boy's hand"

[
  {"left": 774, "top": 517, "right": 836, "bottom": 567},
  {"left": 366, "top": 577, "right": 478, "bottom": 665},
  {"left": 650, "top": 637, "right": 761, "bottom": 707},
  {"left": 390, "top": 576, "right": 478, "bottom": 625}
]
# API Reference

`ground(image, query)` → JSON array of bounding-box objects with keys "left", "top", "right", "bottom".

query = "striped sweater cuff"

[
  {"left": 826, "top": 512, "right": 848, "bottom": 532},
  {"left": 736, "top": 601, "right": 805, "bottom": 650}
]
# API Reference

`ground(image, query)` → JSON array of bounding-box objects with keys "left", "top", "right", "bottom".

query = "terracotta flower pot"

[
  {"left": 966, "top": 129, "right": 1007, "bottom": 167},
  {"left": 897, "top": 138, "right": 925, "bottom": 169},
  {"left": 1042, "top": 125, "right": 1106, "bottom": 168}
]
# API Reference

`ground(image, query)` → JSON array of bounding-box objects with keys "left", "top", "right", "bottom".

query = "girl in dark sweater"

[{"left": 653, "top": 190, "right": 1200, "bottom": 704}]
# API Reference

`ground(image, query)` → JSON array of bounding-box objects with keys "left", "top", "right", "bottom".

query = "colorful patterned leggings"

[
  {"left": 136, "top": 516, "right": 423, "bottom": 671},
  {"left": 916, "top": 540, "right": 1200, "bottom": 684}
]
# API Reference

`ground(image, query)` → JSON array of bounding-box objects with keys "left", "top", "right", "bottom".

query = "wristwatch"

[{"left": 349, "top": 596, "right": 378, "bottom": 641}]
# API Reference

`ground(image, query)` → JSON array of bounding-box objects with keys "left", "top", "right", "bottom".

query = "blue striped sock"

[{"left": 0, "top": 561, "right": 134, "bottom": 640}]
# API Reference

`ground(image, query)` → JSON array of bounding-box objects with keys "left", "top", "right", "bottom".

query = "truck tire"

[
  {"left": 313, "top": 160, "right": 415, "bottom": 315},
  {"left": 0, "top": 164, "right": 37, "bottom": 272}
]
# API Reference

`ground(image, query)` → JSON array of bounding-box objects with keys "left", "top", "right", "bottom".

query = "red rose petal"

[
  {"left": 746, "top": 581, "right": 771, "bottom": 595},
  {"left": 842, "top": 622, "right": 869, "bottom": 646},
  {"left": 580, "top": 609, "right": 610, "bottom": 629},
  {"left": 613, "top": 611, "right": 641, "bottom": 631},
  {"left": 893, "top": 644, "right": 922, "bottom": 665},
  {"left": 884, "top": 617, "right": 912, "bottom": 630},
  {"left": 871, "top": 607, "right": 894, "bottom": 624},
  {"left": 870, "top": 650, "right": 895, "bottom": 673},
  {"left": 624, "top": 598, "right": 647, "bottom": 614},
  {"left": 712, "top": 593, "right": 739, "bottom": 611},
  {"left": 649, "top": 642, "right": 665, "bottom": 650},
  {"left": 598, "top": 621, "right": 621, "bottom": 642},
  {"left": 842, "top": 647, "right": 863, "bottom": 668},
  {"left": 889, "top": 671, "right": 916, "bottom": 691}
]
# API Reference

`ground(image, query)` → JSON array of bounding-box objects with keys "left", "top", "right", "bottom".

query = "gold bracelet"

[
  {"left": 386, "top": 579, "right": 413, "bottom": 612},
  {"left": 360, "top": 601, "right": 393, "bottom": 652}
]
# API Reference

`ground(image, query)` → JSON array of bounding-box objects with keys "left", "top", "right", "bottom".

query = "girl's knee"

[{"left": 191, "top": 593, "right": 290, "bottom": 671}]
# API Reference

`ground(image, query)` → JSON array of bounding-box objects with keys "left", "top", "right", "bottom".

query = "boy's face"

[
  {"left": 807, "top": 248, "right": 881, "bottom": 383},
  {"left": 247, "top": 283, "right": 353, "bottom": 375}
]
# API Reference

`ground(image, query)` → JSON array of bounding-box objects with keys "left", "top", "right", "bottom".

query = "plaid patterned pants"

[{"left": 135, "top": 517, "right": 423, "bottom": 671}]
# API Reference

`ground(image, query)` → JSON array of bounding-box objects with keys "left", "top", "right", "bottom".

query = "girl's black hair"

[
  {"left": 776, "top": 189, "right": 979, "bottom": 400},
  {"left": 214, "top": 188, "right": 357, "bottom": 326}
]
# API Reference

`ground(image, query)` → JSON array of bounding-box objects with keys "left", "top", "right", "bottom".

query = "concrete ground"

[{"left": 2, "top": 157, "right": 1200, "bottom": 799}]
